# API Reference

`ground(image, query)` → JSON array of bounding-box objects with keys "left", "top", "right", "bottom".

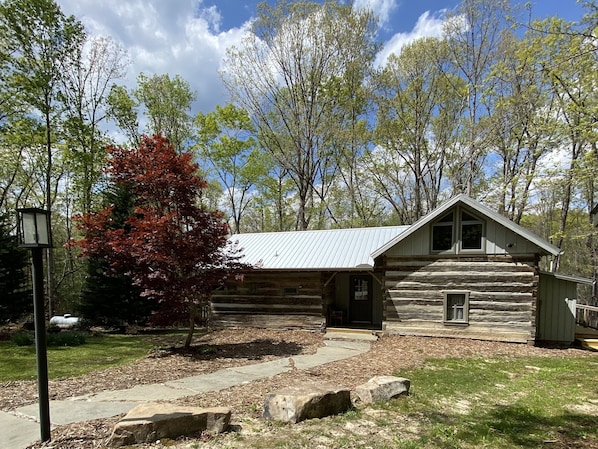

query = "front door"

[{"left": 349, "top": 275, "right": 373, "bottom": 324}]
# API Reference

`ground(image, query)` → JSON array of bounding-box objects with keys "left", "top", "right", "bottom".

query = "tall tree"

[
  {"left": 535, "top": 18, "right": 597, "bottom": 271},
  {"left": 73, "top": 135, "right": 246, "bottom": 348},
  {"left": 106, "top": 84, "right": 140, "bottom": 146},
  {"left": 106, "top": 73, "right": 197, "bottom": 153},
  {"left": 0, "top": 0, "right": 86, "bottom": 315},
  {"left": 136, "top": 73, "right": 197, "bottom": 153},
  {"left": 0, "top": 0, "right": 84, "bottom": 212},
  {"left": 60, "top": 36, "right": 129, "bottom": 214},
  {"left": 443, "top": 0, "right": 511, "bottom": 196},
  {"left": 486, "top": 30, "right": 557, "bottom": 224},
  {"left": 223, "top": 0, "right": 379, "bottom": 230},
  {"left": 195, "top": 104, "right": 270, "bottom": 234},
  {"left": 373, "top": 37, "right": 464, "bottom": 222}
]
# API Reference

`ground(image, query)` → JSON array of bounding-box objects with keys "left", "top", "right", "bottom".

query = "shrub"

[
  {"left": 10, "top": 330, "right": 88, "bottom": 347},
  {"left": 11, "top": 332, "right": 34, "bottom": 346},
  {"left": 47, "top": 331, "right": 87, "bottom": 347}
]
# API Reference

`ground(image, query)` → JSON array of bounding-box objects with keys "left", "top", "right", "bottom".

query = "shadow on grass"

[
  {"left": 161, "top": 339, "right": 305, "bottom": 361},
  {"left": 454, "top": 405, "right": 598, "bottom": 448}
]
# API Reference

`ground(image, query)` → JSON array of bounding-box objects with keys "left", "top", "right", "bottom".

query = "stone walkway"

[{"left": 0, "top": 335, "right": 372, "bottom": 449}]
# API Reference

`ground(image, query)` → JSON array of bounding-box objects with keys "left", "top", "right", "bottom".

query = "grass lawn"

[
  {"left": 0, "top": 331, "right": 191, "bottom": 381},
  {"left": 1, "top": 332, "right": 596, "bottom": 448},
  {"left": 237, "top": 355, "right": 598, "bottom": 449}
]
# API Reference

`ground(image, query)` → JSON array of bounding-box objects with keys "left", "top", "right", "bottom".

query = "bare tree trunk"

[{"left": 184, "top": 302, "right": 196, "bottom": 349}]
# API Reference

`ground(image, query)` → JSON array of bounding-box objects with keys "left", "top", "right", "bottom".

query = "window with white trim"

[
  {"left": 431, "top": 208, "right": 485, "bottom": 253},
  {"left": 444, "top": 291, "right": 469, "bottom": 324}
]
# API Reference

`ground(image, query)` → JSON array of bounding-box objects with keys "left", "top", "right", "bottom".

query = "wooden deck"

[{"left": 575, "top": 325, "right": 598, "bottom": 351}]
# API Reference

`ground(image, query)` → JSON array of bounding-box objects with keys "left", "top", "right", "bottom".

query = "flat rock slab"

[
  {"left": 87, "top": 383, "right": 195, "bottom": 402},
  {"left": 108, "top": 404, "right": 230, "bottom": 447},
  {"left": 355, "top": 376, "right": 410, "bottom": 404},
  {"left": 263, "top": 382, "right": 351, "bottom": 423},
  {"left": 0, "top": 411, "right": 40, "bottom": 449},
  {"left": 16, "top": 400, "right": 139, "bottom": 425}
]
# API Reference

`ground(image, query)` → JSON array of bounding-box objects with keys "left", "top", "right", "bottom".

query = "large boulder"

[
  {"left": 355, "top": 376, "right": 410, "bottom": 404},
  {"left": 263, "top": 382, "right": 351, "bottom": 423},
  {"left": 108, "top": 404, "right": 230, "bottom": 447}
]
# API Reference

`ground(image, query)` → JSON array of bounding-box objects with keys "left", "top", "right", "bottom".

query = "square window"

[{"left": 444, "top": 292, "right": 469, "bottom": 323}]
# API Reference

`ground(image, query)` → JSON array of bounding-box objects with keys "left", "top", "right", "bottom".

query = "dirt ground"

[{"left": 2, "top": 328, "right": 595, "bottom": 449}]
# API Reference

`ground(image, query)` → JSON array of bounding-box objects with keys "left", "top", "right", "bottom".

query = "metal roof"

[
  {"left": 231, "top": 226, "right": 409, "bottom": 270},
  {"left": 372, "top": 194, "right": 562, "bottom": 258},
  {"left": 540, "top": 271, "right": 594, "bottom": 285}
]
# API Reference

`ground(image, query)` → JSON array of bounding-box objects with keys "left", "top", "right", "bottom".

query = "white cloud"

[
  {"left": 375, "top": 10, "right": 447, "bottom": 67},
  {"left": 57, "top": 0, "right": 251, "bottom": 114},
  {"left": 353, "top": 0, "right": 397, "bottom": 27}
]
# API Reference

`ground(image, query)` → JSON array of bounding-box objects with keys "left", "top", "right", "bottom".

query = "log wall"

[
  {"left": 383, "top": 255, "right": 539, "bottom": 343},
  {"left": 211, "top": 271, "right": 327, "bottom": 330}
]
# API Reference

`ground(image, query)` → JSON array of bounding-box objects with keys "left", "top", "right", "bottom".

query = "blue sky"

[{"left": 55, "top": 0, "right": 588, "bottom": 119}]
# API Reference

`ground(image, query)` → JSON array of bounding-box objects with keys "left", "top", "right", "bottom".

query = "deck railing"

[{"left": 576, "top": 303, "right": 598, "bottom": 330}]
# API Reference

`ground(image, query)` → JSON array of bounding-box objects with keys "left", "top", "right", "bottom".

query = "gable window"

[
  {"left": 444, "top": 291, "right": 469, "bottom": 324},
  {"left": 461, "top": 211, "right": 483, "bottom": 250},
  {"left": 431, "top": 208, "right": 484, "bottom": 253},
  {"left": 432, "top": 212, "right": 454, "bottom": 251}
]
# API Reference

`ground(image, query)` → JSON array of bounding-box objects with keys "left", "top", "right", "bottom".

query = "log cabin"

[{"left": 212, "top": 194, "right": 585, "bottom": 344}]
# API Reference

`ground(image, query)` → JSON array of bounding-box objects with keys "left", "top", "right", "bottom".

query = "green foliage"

[
  {"left": 106, "top": 84, "right": 140, "bottom": 146},
  {"left": 78, "top": 257, "right": 153, "bottom": 327},
  {"left": 11, "top": 332, "right": 34, "bottom": 346},
  {"left": 373, "top": 37, "right": 463, "bottom": 223},
  {"left": 0, "top": 214, "right": 32, "bottom": 323},
  {"left": 46, "top": 330, "right": 87, "bottom": 347},
  {"left": 136, "top": 72, "right": 197, "bottom": 153},
  {"left": 196, "top": 104, "right": 269, "bottom": 233},
  {"left": 77, "top": 184, "right": 154, "bottom": 326},
  {"left": 10, "top": 330, "right": 87, "bottom": 347}
]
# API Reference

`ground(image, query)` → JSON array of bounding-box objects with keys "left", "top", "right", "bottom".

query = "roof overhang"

[{"left": 540, "top": 271, "right": 594, "bottom": 285}]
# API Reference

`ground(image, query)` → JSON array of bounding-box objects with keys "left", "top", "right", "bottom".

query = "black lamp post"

[{"left": 17, "top": 207, "right": 52, "bottom": 443}]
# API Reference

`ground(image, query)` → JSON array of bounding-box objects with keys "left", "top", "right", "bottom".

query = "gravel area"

[{"left": 3, "top": 328, "right": 594, "bottom": 449}]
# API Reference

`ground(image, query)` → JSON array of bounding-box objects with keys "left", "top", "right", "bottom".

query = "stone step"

[{"left": 325, "top": 328, "right": 379, "bottom": 342}]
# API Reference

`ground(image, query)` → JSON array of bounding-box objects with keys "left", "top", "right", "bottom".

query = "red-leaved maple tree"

[{"left": 74, "top": 134, "right": 246, "bottom": 348}]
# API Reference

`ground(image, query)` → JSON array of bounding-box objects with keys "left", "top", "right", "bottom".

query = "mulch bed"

[{"left": 3, "top": 328, "right": 593, "bottom": 449}]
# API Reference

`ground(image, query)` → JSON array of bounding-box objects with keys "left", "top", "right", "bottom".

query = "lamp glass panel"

[
  {"left": 35, "top": 212, "right": 49, "bottom": 245},
  {"left": 21, "top": 213, "right": 38, "bottom": 244}
]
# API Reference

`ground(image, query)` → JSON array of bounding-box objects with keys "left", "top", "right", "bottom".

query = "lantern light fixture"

[{"left": 17, "top": 207, "right": 52, "bottom": 248}]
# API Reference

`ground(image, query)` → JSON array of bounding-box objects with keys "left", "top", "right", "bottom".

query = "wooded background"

[{"left": 0, "top": 0, "right": 596, "bottom": 321}]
